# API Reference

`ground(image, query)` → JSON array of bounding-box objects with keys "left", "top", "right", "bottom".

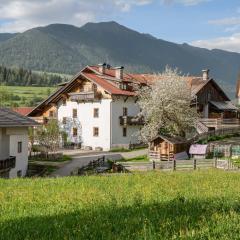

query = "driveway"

[{"left": 51, "top": 149, "right": 147, "bottom": 177}]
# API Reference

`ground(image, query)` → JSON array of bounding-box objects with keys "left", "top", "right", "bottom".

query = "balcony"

[
  {"left": 69, "top": 91, "right": 102, "bottom": 102},
  {"left": 119, "top": 116, "right": 144, "bottom": 126},
  {"left": 200, "top": 118, "right": 240, "bottom": 130},
  {"left": 0, "top": 156, "right": 16, "bottom": 171}
]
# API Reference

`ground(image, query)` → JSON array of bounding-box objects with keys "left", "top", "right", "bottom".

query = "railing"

[
  {"left": 69, "top": 92, "right": 95, "bottom": 101},
  {"left": 0, "top": 156, "right": 16, "bottom": 171},
  {"left": 196, "top": 126, "right": 240, "bottom": 141},
  {"left": 119, "top": 116, "right": 144, "bottom": 126},
  {"left": 121, "top": 159, "right": 215, "bottom": 172},
  {"left": 200, "top": 118, "right": 240, "bottom": 129},
  {"left": 149, "top": 151, "right": 174, "bottom": 161}
]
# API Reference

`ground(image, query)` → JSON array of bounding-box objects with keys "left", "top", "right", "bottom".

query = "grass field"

[
  {"left": 0, "top": 86, "right": 56, "bottom": 106},
  {"left": 0, "top": 170, "right": 240, "bottom": 239}
]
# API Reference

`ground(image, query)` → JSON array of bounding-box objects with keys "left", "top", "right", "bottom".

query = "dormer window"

[{"left": 120, "top": 83, "right": 128, "bottom": 90}]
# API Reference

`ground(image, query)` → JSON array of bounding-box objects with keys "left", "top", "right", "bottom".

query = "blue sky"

[{"left": 0, "top": 0, "right": 240, "bottom": 52}]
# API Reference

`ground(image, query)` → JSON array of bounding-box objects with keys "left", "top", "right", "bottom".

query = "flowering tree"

[{"left": 137, "top": 67, "right": 198, "bottom": 142}]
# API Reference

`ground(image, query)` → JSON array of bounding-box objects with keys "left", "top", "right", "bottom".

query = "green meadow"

[
  {"left": 0, "top": 170, "right": 240, "bottom": 239},
  {"left": 0, "top": 86, "right": 56, "bottom": 107}
]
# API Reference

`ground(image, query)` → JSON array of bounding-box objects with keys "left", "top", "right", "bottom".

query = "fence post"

[
  {"left": 152, "top": 161, "right": 155, "bottom": 170},
  {"left": 193, "top": 159, "right": 197, "bottom": 170},
  {"left": 173, "top": 159, "right": 176, "bottom": 171},
  {"left": 214, "top": 158, "right": 217, "bottom": 168}
]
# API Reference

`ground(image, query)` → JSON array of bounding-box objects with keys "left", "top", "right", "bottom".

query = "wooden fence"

[
  {"left": 121, "top": 158, "right": 239, "bottom": 172},
  {"left": 121, "top": 159, "right": 215, "bottom": 171}
]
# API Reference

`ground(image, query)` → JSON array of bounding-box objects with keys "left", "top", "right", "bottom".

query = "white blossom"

[{"left": 137, "top": 67, "right": 198, "bottom": 142}]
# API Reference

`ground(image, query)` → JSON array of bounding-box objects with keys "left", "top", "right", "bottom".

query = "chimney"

[
  {"left": 114, "top": 66, "right": 124, "bottom": 79},
  {"left": 98, "top": 63, "right": 106, "bottom": 74},
  {"left": 202, "top": 69, "right": 210, "bottom": 81}
]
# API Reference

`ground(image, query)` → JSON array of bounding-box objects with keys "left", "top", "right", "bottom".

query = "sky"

[{"left": 0, "top": 0, "right": 240, "bottom": 52}]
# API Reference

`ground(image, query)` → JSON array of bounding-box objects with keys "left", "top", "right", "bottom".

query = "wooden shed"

[{"left": 149, "top": 135, "right": 190, "bottom": 161}]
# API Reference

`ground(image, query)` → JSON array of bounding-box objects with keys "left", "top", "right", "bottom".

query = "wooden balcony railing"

[
  {"left": 200, "top": 118, "right": 240, "bottom": 129},
  {"left": 69, "top": 92, "right": 95, "bottom": 102},
  {"left": 0, "top": 156, "right": 16, "bottom": 171},
  {"left": 119, "top": 116, "right": 144, "bottom": 126}
]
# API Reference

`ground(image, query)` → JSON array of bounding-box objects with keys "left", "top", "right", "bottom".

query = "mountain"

[
  {"left": 0, "top": 33, "right": 17, "bottom": 43},
  {"left": 0, "top": 21, "right": 239, "bottom": 97}
]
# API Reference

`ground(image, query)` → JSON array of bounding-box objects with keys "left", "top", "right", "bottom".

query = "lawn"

[
  {"left": 0, "top": 170, "right": 240, "bottom": 239},
  {"left": 117, "top": 155, "right": 149, "bottom": 162},
  {"left": 0, "top": 86, "right": 56, "bottom": 106}
]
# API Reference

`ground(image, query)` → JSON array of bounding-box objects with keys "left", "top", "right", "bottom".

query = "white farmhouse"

[
  {"left": 28, "top": 64, "right": 238, "bottom": 150},
  {"left": 29, "top": 64, "right": 144, "bottom": 150},
  {"left": 0, "top": 108, "right": 38, "bottom": 178}
]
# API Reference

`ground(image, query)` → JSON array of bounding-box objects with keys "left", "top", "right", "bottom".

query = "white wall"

[
  {"left": 57, "top": 96, "right": 141, "bottom": 150},
  {"left": 58, "top": 99, "right": 112, "bottom": 150},
  {"left": 7, "top": 127, "right": 29, "bottom": 178},
  {"left": 111, "top": 97, "right": 141, "bottom": 148}
]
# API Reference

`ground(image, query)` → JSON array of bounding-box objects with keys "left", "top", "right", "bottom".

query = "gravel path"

[{"left": 51, "top": 149, "right": 147, "bottom": 177}]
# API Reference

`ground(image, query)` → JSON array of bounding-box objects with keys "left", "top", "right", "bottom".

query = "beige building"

[{"left": 0, "top": 108, "right": 38, "bottom": 178}]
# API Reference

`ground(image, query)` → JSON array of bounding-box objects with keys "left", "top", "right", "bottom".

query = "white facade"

[
  {"left": 57, "top": 96, "right": 141, "bottom": 151},
  {"left": 0, "top": 127, "right": 29, "bottom": 178},
  {"left": 111, "top": 97, "right": 141, "bottom": 148}
]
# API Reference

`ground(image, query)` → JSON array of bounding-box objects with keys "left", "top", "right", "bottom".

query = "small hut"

[
  {"left": 149, "top": 135, "right": 190, "bottom": 161},
  {"left": 189, "top": 144, "right": 208, "bottom": 159}
]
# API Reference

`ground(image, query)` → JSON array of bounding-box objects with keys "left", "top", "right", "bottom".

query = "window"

[
  {"left": 73, "top": 109, "right": 77, "bottom": 118},
  {"left": 49, "top": 111, "right": 54, "bottom": 118},
  {"left": 123, "top": 127, "right": 127, "bottom": 137},
  {"left": 123, "top": 107, "right": 128, "bottom": 116},
  {"left": 63, "top": 99, "right": 67, "bottom": 106},
  {"left": 73, "top": 128, "right": 78, "bottom": 137},
  {"left": 62, "top": 117, "right": 67, "bottom": 124},
  {"left": 120, "top": 83, "right": 128, "bottom": 90},
  {"left": 93, "top": 127, "right": 99, "bottom": 137},
  {"left": 17, "top": 142, "right": 22, "bottom": 153},
  {"left": 94, "top": 108, "right": 99, "bottom": 118}
]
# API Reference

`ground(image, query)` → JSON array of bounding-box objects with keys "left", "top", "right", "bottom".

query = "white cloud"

[
  {"left": 162, "top": 0, "right": 210, "bottom": 6},
  {"left": 0, "top": 0, "right": 152, "bottom": 32},
  {"left": 192, "top": 33, "right": 240, "bottom": 53},
  {"left": 208, "top": 17, "right": 240, "bottom": 26}
]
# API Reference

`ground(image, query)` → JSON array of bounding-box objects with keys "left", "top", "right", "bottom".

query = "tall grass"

[{"left": 0, "top": 170, "right": 240, "bottom": 239}]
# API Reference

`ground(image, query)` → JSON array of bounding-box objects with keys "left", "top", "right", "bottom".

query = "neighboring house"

[
  {"left": 28, "top": 64, "right": 239, "bottom": 150},
  {"left": 0, "top": 108, "right": 38, "bottom": 178},
  {"left": 12, "top": 107, "right": 34, "bottom": 116}
]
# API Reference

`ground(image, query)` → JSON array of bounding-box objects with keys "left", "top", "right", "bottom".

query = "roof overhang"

[{"left": 209, "top": 101, "right": 238, "bottom": 111}]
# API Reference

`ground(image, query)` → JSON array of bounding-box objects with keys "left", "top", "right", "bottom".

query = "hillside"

[
  {"left": 0, "top": 65, "right": 69, "bottom": 86},
  {"left": 0, "top": 21, "right": 240, "bottom": 97},
  {"left": 0, "top": 33, "right": 17, "bottom": 42},
  {"left": 0, "top": 171, "right": 240, "bottom": 239}
]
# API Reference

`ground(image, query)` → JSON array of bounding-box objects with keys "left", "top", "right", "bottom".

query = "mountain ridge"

[{"left": 0, "top": 21, "right": 239, "bottom": 97}]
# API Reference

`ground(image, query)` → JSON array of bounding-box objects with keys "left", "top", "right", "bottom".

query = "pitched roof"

[
  {"left": 210, "top": 101, "right": 238, "bottom": 111},
  {"left": 151, "top": 135, "right": 188, "bottom": 144},
  {"left": 82, "top": 72, "right": 135, "bottom": 96},
  {"left": 0, "top": 108, "right": 39, "bottom": 127},
  {"left": 28, "top": 64, "right": 230, "bottom": 116},
  {"left": 12, "top": 107, "right": 34, "bottom": 116}
]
